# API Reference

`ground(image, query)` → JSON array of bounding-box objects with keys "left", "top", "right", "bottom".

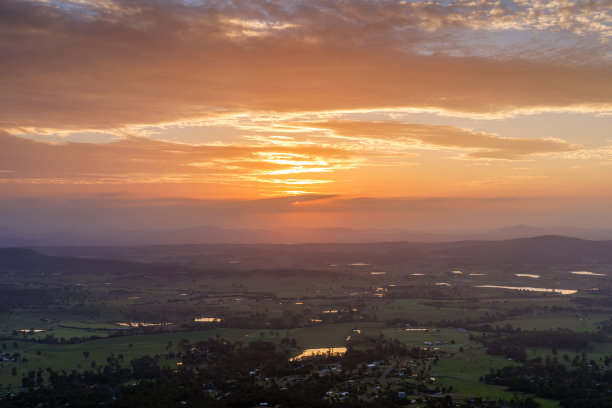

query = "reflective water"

[
  {"left": 290, "top": 347, "right": 347, "bottom": 361},
  {"left": 571, "top": 271, "right": 605, "bottom": 276},
  {"left": 476, "top": 285, "right": 577, "bottom": 295},
  {"left": 194, "top": 317, "right": 222, "bottom": 322}
]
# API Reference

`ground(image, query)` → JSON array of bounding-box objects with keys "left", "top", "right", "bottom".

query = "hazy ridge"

[
  {"left": 2, "top": 224, "right": 612, "bottom": 247},
  {"left": 14, "top": 235, "right": 612, "bottom": 268}
]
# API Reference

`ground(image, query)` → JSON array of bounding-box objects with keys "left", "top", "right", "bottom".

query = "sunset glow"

[{"left": 1, "top": 0, "right": 611, "bottom": 232}]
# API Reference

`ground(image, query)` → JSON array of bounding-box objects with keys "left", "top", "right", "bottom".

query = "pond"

[
  {"left": 290, "top": 347, "right": 347, "bottom": 361},
  {"left": 476, "top": 285, "right": 577, "bottom": 295},
  {"left": 571, "top": 271, "right": 605, "bottom": 276},
  {"left": 116, "top": 322, "right": 173, "bottom": 327}
]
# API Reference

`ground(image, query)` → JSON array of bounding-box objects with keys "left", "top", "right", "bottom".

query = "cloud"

[
  {"left": 0, "top": 131, "right": 357, "bottom": 187},
  {"left": 407, "top": 0, "right": 612, "bottom": 40},
  {"left": 297, "top": 120, "right": 581, "bottom": 160},
  {"left": 1, "top": 0, "right": 610, "bottom": 131}
]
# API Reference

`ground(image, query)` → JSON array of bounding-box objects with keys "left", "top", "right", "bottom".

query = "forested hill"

[
  {"left": 0, "top": 248, "right": 197, "bottom": 276},
  {"left": 0, "top": 248, "right": 338, "bottom": 278},
  {"left": 422, "top": 235, "right": 612, "bottom": 264}
]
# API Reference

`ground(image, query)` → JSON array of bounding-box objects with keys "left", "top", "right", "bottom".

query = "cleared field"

[
  {"left": 380, "top": 299, "right": 493, "bottom": 323},
  {"left": 288, "top": 322, "right": 382, "bottom": 348},
  {"left": 2, "top": 243, "right": 612, "bottom": 406},
  {"left": 495, "top": 312, "right": 608, "bottom": 332},
  {"left": 0, "top": 328, "right": 251, "bottom": 386},
  {"left": 383, "top": 327, "right": 473, "bottom": 350},
  {"left": 432, "top": 348, "right": 518, "bottom": 382},
  {"left": 437, "top": 377, "right": 517, "bottom": 402},
  {"left": 436, "top": 378, "right": 560, "bottom": 408}
]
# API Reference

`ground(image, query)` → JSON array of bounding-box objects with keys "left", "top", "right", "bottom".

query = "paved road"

[
  {"left": 0, "top": 311, "right": 16, "bottom": 334},
  {"left": 379, "top": 359, "right": 397, "bottom": 383}
]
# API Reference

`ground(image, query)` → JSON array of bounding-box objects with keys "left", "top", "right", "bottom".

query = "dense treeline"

[
  {"left": 485, "top": 358, "right": 612, "bottom": 408},
  {"left": 471, "top": 328, "right": 608, "bottom": 361},
  {"left": 181, "top": 338, "right": 294, "bottom": 377},
  {"left": 1, "top": 338, "right": 538, "bottom": 408},
  {"left": 0, "top": 285, "right": 90, "bottom": 308},
  {"left": 4, "top": 363, "right": 539, "bottom": 408},
  {"left": 0, "top": 248, "right": 198, "bottom": 277}
]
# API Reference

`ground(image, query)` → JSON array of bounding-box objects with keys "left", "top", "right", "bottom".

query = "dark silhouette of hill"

[
  {"left": 0, "top": 248, "right": 340, "bottom": 278},
  {"left": 0, "top": 248, "right": 196, "bottom": 276},
  {"left": 424, "top": 235, "right": 612, "bottom": 264}
]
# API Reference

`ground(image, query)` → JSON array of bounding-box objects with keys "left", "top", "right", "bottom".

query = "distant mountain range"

[{"left": 1, "top": 224, "right": 612, "bottom": 246}]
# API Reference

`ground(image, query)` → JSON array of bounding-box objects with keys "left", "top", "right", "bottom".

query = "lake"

[
  {"left": 476, "top": 285, "right": 577, "bottom": 295},
  {"left": 571, "top": 271, "right": 605, "bottom": 276},
  {"left": 194, "top": 317, "right": 222, "bottom": 322},
  {"left": 290, "top": 347, "right": 347, "bottom": 361}
]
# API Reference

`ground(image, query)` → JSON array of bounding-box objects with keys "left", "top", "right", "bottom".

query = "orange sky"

[{"left": 1, "top": 0, "right": 611, "bottom": 231}]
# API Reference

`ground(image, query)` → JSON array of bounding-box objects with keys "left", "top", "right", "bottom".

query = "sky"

[{"left": 1, "top": 0, "right": 612, "bottom": 233}]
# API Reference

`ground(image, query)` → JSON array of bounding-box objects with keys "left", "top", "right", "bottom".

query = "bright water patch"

[
  {"left": 476, "top": 285, "right": 576, "bottom": 295},
  {"left": 290, "top": 347, "right": 347, "bottom": 361},
  {"left": 194, "top": 317, "right": 222, "bottom": 322},
  {"left": 116, "top": 322, "right": 173, "bottom": 327},
  {"left": 571, "top": 271, "right": 606, "bottom": 276}
]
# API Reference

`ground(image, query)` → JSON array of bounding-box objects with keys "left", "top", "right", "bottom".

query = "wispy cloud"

[{"left": 298, "top": 120, "right": 581, "bottom": 160}]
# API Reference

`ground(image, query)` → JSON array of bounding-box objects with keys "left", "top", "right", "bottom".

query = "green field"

[{"left": 2, "top": 244, "right": 612, "bottom": 407}]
